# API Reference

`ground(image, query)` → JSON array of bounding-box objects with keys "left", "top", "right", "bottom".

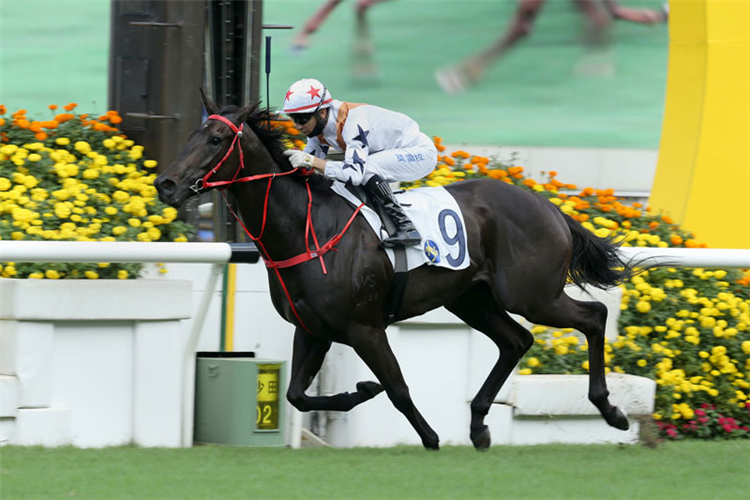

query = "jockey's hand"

[
  {"left": 284, "top": 150, "right": 326, "bottom": 173},
  {"left": 284, "top": 150, "right": 315, "bottom": 171}
]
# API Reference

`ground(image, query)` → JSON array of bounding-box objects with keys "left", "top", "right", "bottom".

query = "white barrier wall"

[{"left": 0, "top": 279, "right": 192, "bottom": 447}]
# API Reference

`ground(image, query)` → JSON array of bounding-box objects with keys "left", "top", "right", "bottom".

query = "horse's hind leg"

[
  {"left": 286, "top": 328, "right": 384, "bottom": 412},
  {"left": 521, "top": 294, "right": 629, "bottom": 431},
  {"left": 348, "top": 325, "right": 440, "bottom": 450},
  {"left": 445, "top": 284, "right": 533, "bottom": 450}
]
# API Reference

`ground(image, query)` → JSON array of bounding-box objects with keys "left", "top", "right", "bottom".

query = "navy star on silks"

[
  {"left": 352, "top": 150, "right": 366, "bottom": 172},
  {"left": 352, "top": 125, "right": 369, "bottom": 148},
  {"left": 342, "top": 162, "right": 356, "bottom": 171}
]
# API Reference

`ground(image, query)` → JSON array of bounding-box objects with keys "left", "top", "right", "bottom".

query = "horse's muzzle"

[{"left": 154, "top": 175, "right": 181, "bottom": 207}]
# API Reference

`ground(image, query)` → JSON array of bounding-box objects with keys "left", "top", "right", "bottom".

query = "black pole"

[{"left": 265, "top": 35, "right": 272, "bottom": 121}]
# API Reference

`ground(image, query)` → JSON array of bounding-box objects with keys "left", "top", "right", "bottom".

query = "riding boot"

[{"left": 365, "top": 175, "right": 422, "bottom": 247}]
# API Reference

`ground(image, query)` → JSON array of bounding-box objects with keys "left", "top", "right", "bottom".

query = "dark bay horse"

[{"left": 155, "top": 94, "right": 634, "bottom": 450}]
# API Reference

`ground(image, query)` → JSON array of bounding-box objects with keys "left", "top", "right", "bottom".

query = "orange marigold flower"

[
  {"left": 287, "top": 127, "right": 300, "bottom": 136},
  {"left": 649, "top": 221, "right": 659, "bottom": 229},
  {"left": 29, "top": 122, "right": 43, "bottom": 133},
  {"left": 49, "top": 104, "right": 58, "bottom": 110},
  {"left": 35, "top": 132, "right": 48, "bottom": 141},
  {"left": 433, "top": 136, "right": 442, "bottom": 144},
  {"left": 0, "top": 104, "right": 6, "bottom": 115},
  {"left": 110, "top": 115, "right": 122, "bottom": 124},
  {"left": 98, "top": 115, "right": 109, "bottom": 121},
  {"left": 16, "top": 119, "right": 30, "bottom": 128},
  {"left": 622, "top": 220, "right": 631, "bottom": 229},
  {"left": 63, "top": 103, "right": 78, "bottom": 111},
  {"left": 522, "top": 178, "right": 536, "bottom": 187},
  {"left": 463, "top": 163, "right": 475, "bottom": 171},
  {"left": 0, "top": 118, "right": 5, "bottom": 126},
  {"left": 512, "top": 173, "right": 524, "bottom": 179},
  {"left": 436, "top": 144, "right": 446, "bottom": 152},
  {"left": 507, "top": 166, "right": 524, "bottom": 175},
  {"left": 548, "top": 171, "right": 558, "bottom": 177},
  {"left": 670, "top": 235, "right": 683, "bottom": 246},
  {"left": 684, "top": 239, "right": 700, "bottom": 248},
  {"left": 55, "top": 113, "right": 74, "bottom": 123},
  {"left": 444, "top": 157, "right": 455, "bottom": 166},
  {"left": 661, "top": 215, "right": 674, "bottom": 224}
]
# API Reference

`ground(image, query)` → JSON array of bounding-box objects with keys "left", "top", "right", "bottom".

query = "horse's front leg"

[
  {"left": 348, "top": 325, "right": 440, "bottom": 450},
  {"left": 286, "top": 327, "right": 384, "bottom": 412}
]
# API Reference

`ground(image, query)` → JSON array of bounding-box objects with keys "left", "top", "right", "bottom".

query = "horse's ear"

[
  {"left": 236, "top": 102, "right": 260, "bottom": 126},
  {"left": 199, "top": 87, "right": 220, "bottom": 115}
]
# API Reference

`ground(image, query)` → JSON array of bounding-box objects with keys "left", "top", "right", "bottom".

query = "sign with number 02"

[{"left": 256, "top": 364, "right": 281, "bottom": 430}]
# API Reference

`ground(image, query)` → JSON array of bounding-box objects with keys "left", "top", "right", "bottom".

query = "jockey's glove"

[{"left": 284, "top": 150, "right": 315, "bottom": 171}]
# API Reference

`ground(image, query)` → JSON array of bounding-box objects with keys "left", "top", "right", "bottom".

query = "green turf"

[
  {"left": 0, "top": 0, "right": 667, "bottom": 148},
  {"left": 1, "top": 441, "right": 748, "bottom": 500}
]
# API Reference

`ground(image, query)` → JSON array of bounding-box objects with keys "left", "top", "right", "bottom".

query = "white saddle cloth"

[{"left": 330, "top": 182, "right": 471, "bottom": 271}]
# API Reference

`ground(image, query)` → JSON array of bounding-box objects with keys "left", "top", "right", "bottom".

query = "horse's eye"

[{"left": 210, "top": 136, "right": 222, "bottom": 146}]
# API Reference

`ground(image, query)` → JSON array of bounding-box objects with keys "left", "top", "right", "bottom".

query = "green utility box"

[{"left": 194, "top": 352, "right": 286, "bottom": 446}]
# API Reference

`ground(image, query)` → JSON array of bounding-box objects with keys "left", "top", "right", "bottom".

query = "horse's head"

[{"left": 155, "top": 89, "right": 279, "bottom": 208}]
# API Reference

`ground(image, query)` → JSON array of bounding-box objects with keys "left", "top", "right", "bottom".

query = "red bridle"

[{"left": 200, "top": 114, "right": 364, "bottom": 333}]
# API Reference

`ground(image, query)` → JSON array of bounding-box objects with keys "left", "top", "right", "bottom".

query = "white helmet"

[{"left": 282, "top": 78, "right": 333, "bottom": 114}]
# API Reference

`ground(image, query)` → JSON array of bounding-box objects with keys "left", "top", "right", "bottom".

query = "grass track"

[{"left": 2, "top": 441, "right": 748, "bottom": 499}]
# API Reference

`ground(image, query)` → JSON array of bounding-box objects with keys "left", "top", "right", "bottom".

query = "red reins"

[{"left": 202, "top": 114, "right": 364, "bottom": 333}]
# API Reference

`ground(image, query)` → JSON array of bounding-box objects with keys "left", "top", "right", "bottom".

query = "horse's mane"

[{"left": 222, "top": 104, "right": 334, "bottom": 191}]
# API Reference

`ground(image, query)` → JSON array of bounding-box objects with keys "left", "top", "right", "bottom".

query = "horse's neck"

[{"left": 229, "top": 173, "right": 314, "bottom": 257}]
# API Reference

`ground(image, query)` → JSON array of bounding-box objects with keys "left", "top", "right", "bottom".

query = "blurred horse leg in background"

[
  {"left": 289, "top": 0, "right": 392, "bottom": 83},
  {"left": 435, "top": 0, "right": 668, "bottom": 93}
]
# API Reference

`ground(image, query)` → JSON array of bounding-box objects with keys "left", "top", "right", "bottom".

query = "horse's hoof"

[
  {"left": 356, "top": 381, "right": 384, "bottom": 399},
  {"left": 471, "top": 426, "right": 491, "bottom": 451},
  {"left": 606, "top": 407, "right": 630, "bottom": 431},
  {"left": 423, "top": 439, "right": 440, "bottom": 451}
]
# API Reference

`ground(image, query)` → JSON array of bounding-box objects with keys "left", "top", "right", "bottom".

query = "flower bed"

[{"left": 0, "top": 104, "right": 193, "bottom": 279}]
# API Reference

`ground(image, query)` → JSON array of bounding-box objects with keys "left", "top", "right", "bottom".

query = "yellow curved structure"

[{"left": 650, "top": 0, "right": 750, "bottom": 249}]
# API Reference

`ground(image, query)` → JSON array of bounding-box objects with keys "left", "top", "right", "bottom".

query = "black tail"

[{"left": 563, "top": 214, "right": 635, "bottom": 290}]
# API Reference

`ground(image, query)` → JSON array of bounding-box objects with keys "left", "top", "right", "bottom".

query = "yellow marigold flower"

[
  {"left": 742, "top": 341, "right": 750, "bottom": 355},
  {"left": 637, "top": 359, "right": 647, "bottom": 367},
  {"left": 582, "top": 361, "right": 590, "bottom": 371},
  {"left": 174, "top": 234, "right": 188, "bottom": 242},
  {"left": 45, "top": 270, "right": 61, "bottom": 279},
  {"left": 518, "top": 368, "right": 532, "bottom": 375},
  {"left": 84, "top": 271, "right": 99, "bottom": 279},
  {"left": 143, "top": 160, "right": 157, "bottom": 168},
  {"left": 527, "top": 357, "right": 540, "bottom": 367},
  {"left": 137, "top": 232, "right": 151, "bottom": 242},
  {"left": 117, "top": 270, "right": 129, "bottom": 280},
  {"left": 636, "top": 301, "right": 651, "bottom": 313},
  {"left": 55, "top": 137, "right": 70, "bottom": 146},
  {"left": 105, "top": 206, "right": 118, "bottom": 215},
  {"left": 11, "top": 231, "right": 24, "bottom": 240},
  {"left": 28, "top": 272, "right": 44, "bottom": 279},
  {"left": 128, "top": 218, "right": 141, "bottom": 228},
  {"left": 112, "top": 226, "right": 127, "bottom": 236},
  {"left": 147, "top": 227, "right": 161, "bottom": 240}
]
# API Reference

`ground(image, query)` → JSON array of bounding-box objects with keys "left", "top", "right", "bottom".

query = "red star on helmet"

[
  {"left": 306, "top": 86, "right": 321, "bottom": 100},
  {"left": 285, "top": 90, "right": 294, "bottom": 101}
]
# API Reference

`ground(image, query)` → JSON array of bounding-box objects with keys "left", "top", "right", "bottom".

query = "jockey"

[{"left": 282, "top": 78, "right": 437, "bottom": 248}]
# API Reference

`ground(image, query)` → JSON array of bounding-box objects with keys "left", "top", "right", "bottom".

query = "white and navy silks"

[{"left": 303, "top": 100, "right": 438, "bottom": 186}]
